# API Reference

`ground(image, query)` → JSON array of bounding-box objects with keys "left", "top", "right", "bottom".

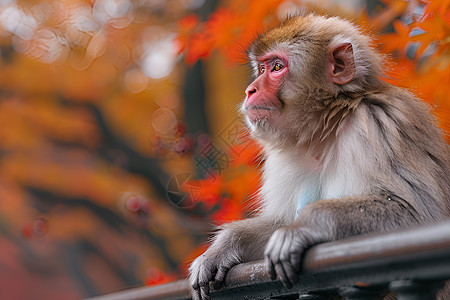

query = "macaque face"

[
  {"left": 242, "top": 15, "right": 363, "bottom": 147},
  {"left": 243, "top": 52, "right": 289, "bottom": 130}
]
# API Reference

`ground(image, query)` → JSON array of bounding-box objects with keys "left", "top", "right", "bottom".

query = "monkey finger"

[
  {"left": 264, "top": 230, "right": 280, "bottom": 256},
  {"left": 198, "top": 262, "right": 216, "bottom": 285},
  {"left": 189, "top": 276, "right": 202, "bottom": 300},
  {"left": 191, "top": 287, "right": 201, "bottom": 300},
  {"left": 189, "top": 271, "right": 201, "bottom": 299},
  {"left": 267, "top": 229, "right": 287, "bottom": 259},
  {"left": 265, "top": 255, "right": 277, "bottom": 281},
  {"left": 265, "top": 230, "right": 284, "bottom": 280},
  {"left": 196, "top": 266, "right": 214, "bottom": 299},
  {"left": 268, "top": 231, "right": 292, "bottom": 288},
  {"left": 280, "top": 251, "right": 298, "bottom": 288},
  {"left": 279, "top": 230, "right": 299, "bottom": 286},
  {"left": 289, "top": 249, "right": 303, "bottom": 274},
  {"left": 200, "top": 284, "right": 210, "bottom": 300},
  {"left": 191, "top": 277, "right": 199, "bottom": 291},
  {"left": 213, "top": 265, "right": 229, "bottom": 290},
  {"left": 274, "top": 260, "right": 292, "bottom": 289},
  {"left": 282, "top": 259, "right": 299, "bottom": 288},
  {"left": 278, "top": 235, "right": 296, "bottom": 288}
]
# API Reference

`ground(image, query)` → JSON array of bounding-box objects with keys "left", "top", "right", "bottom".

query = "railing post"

[
  {"left": 389, "top": 280, "right": 443, "bottom": 300},
  {"left": 338, "top": 286, "right": 387, "bottom": 300}
]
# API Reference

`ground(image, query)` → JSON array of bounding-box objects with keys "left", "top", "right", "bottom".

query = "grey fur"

[{"left": 189, "top": 14, "right": 450, "bottom": 300}]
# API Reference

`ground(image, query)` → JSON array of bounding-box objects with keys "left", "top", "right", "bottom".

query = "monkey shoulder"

[
  {"left": 359, "top": 85, "right": 442, "bottom": 141},
  {"left": 354, "top": 86, "right": 450, "bottom": 219}
]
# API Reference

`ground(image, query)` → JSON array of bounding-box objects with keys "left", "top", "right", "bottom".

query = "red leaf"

[{"left": 379, "top": 20, "right": 411, "bottom": 55}]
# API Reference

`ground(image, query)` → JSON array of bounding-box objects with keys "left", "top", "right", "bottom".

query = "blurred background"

[{"left": 0, "top": 0, "right": 448, "bottom": 299}]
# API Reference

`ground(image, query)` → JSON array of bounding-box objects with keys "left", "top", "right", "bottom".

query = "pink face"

[{"left": 244, "top": 52, "right": 288, "bottom": 126}]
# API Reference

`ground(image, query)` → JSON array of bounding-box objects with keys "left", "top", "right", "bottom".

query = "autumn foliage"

[
  {"left": 378, "top": 1, "right": 450, "bottom": 135},
  {"left": 176, "top": 0, "right": 286, "bottom": 63},
  {"left": 0, "top": 1, "right": 201, "bottom": 298}
]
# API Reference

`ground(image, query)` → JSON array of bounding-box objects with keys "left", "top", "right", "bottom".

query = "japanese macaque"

[{"left": 189, "top": 14, "right": 450, "bottom": 300}]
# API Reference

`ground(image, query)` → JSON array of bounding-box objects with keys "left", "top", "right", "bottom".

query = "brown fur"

[{"left": 189, "top": 14, "right": 450, "bottom": 300}]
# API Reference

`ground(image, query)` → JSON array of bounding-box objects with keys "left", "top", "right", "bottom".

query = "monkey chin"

[
  {"left": 245, "top": 107, "right": 282, "bottom": 139},
  {"left": 246, "top": 106, "right": 281, "bottom": 124}
]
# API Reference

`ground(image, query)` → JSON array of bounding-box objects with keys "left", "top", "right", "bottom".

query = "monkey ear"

[{"left": 327, "top": 42, "right": 355, "bottom": 85}]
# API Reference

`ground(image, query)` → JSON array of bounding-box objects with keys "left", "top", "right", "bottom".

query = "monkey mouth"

[{"left": 245, "top": 105, "right": 280, "bottom": 124}]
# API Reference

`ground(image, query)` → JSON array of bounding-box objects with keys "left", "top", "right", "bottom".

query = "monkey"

[{"left": 189, "top": 14, "right": 450, "bottom": 300}]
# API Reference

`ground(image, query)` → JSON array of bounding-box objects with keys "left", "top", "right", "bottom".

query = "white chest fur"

[
  {"left": 260, "top": 124, "right": 371, "bottom": 224},
  {"left": 260, "top": 147, "right": 322, "bottom": 223}
]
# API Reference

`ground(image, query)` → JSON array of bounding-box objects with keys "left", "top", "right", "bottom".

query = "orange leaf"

[
  {"left": 411, "top": 12, "right": 450, "bottom": 57},
  {"left": 379, "top": 19, "right": 412, "bottom": 55},
  {"left": 185, "top": 32, "right": 213, "bottom": 64},
  {"left": 211, "top": 197, "right": 244, "bottom": 224},
  {"left": 424, "top": 0, "right": 450, "bottom": 15},
  {"left": 179, "top": 14, "right": 200, "bottom": 32},
  {"left": 182, "top": 176, "right": 223, "bottom": 209}
]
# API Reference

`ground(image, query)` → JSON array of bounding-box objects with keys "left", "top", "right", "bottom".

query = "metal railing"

[{"left": 89, "top": 220, "right": 450, "bottom": 300}]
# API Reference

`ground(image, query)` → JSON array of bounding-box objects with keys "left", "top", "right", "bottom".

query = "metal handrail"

[{"left": 89, "top": 220, "right": 450, "bottom": 300}]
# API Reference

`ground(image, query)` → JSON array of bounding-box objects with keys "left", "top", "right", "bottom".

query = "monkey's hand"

[
  {"left": 189, "top": 217, "right": 275, "bottom": 299},
  {"left": 264, "top": 227, "right": 328, "bottom": 288},
  {"left": 189, "top": 240, "right": 242, "bottom": 300}
]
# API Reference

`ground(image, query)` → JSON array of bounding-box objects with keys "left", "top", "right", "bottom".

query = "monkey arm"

[
  {"left": 189, "top": 216, "right": 282, "bottom": 300},
  {"left": 265, "top": 194, "right": 424, "bottom": 288}
]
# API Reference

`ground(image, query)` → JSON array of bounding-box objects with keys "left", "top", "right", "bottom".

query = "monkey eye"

[
  {"left": 258, "top": 65, "right": 266, "bottom": 75},
  {"left": 272, "top": 62, "right": 284, "bottom": 72}
]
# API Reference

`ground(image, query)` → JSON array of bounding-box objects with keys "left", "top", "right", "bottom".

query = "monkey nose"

[{"left": 245, "top": 87, "right": 257, "bottom": 99}]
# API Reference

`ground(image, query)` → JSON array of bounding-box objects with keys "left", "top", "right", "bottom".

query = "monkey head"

[{"left": 242, "top": 14, "right": 384, "bottom": 148}]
